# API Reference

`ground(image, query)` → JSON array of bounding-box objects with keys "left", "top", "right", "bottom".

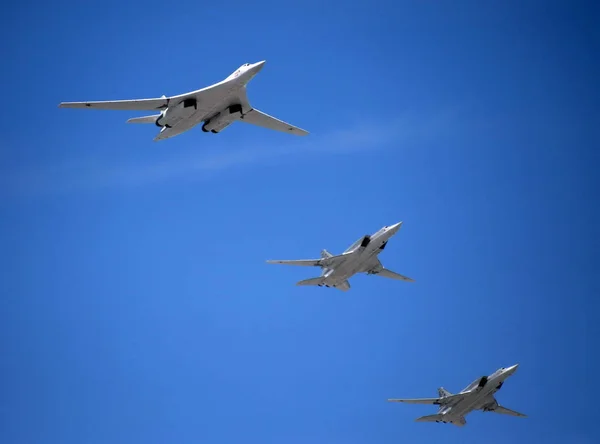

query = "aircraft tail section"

[
  {"left": 126, "top": 114, "right": 161, "bottom": 124},
  {"left": 438, "top": 387, "right": 452, "bottom": 398},
  {"left": 321, "top": 249, "right": 333, "bottom": 259}
]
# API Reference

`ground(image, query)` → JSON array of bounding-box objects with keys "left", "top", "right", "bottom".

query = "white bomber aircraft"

[
  {"left": 266, "top": 222, "right": 414, "bottom": 291},
  {"left": 388, "top": 364, "right": 526, "bottom": 427},
  {"left": 58, "top": 61, "right": 308, "bottom": 141}
]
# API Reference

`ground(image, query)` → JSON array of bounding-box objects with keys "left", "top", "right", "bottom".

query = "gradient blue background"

[{"left": 1, "top": 1, "right": 597, "bottom": 443}]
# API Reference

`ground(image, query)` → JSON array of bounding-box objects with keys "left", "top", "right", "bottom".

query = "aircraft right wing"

[
  {"left": 240, "top": 108, "right": 309, "bottom": 136},
  {"left": 364, "top": 258, "right": 414, "bottom": 282},
  {"left": 374, "top": 268, "right": 415, "bottom": 282},
  {"left": 492, "top": 406, "right": 527, "bottom": 417}
]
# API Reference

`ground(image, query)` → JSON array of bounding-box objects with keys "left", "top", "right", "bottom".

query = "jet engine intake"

[
  {"left": 360, "top": 235, "right": 371, "bottom": 248},
  {"left": 155, "top": 98, "right": 197, "bottom": 128},
  {"left": 155, "top": 110, "right": 167, "bottom": 127},
  {"left": 202, "top": 104, "right": 243, "bottom": 133},
  {"left": 478, "top": 376, "right": 488, "bottom": 388},
  {"left": 482, "top": 399, "right": 499, "bottom": 412}
]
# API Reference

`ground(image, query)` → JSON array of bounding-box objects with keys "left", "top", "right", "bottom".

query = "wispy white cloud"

[{"left": 0, "top": 109, "right": 461, "bottom": 197}]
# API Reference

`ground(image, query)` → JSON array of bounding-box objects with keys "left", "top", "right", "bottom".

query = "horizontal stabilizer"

[
  {"left": 240, "top": 108, "right": 309, "bottom": 136},
  {"left": 374, "top": 268, "right": 415, "bottom": 282},
  {"left": 415, "top": 414, "right": 443, "bottom": 423},
  {"left": 493, "top": 405, "right": 527, "bottom": 417},
  {"left": 296, "top": 277, "right": 325, "bottom": 287},
  {"left": 127, "top": 114, "right": 161, "bottom": 124},
  {"left": 416, "top": 414, "right": 466, "bottom": 426}
]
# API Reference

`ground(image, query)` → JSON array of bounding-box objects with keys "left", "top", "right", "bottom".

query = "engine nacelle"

[
  {"left": 482, "top": 399, "right": 499, "bottom": 412},
  {"left": 477, "top": 376, "right": 488, "bottom": 388},
  {"left": 156, "top": 98, "right": 197, "bottom": 128},
  {"left": 202, "top": 104, "right": 243, "bottom": 133},
  {"left": 360, "top": 235, "right": 371, "bottom": 248}
]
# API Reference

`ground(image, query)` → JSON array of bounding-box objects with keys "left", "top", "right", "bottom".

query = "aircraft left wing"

[
  {"left": 388, "top": 398, "right": 442, "bottom": 405},
  {"left": 492, "top": 406, "right": 527, "bottom": 417},
  {"left": 59, "top": 97, "right": 169, "bottom": 111},
  {"left": 266, "top": 259, "right": 320, "bottom": 267},
  {"left": 240, "top": 108, "right": 309, "bottom": 136},
  {"left": 388, "top": 393, "right": 465, "bottom": 405},
  {"left": 267, "top": 253, "right": 347, "bottom": 269}
]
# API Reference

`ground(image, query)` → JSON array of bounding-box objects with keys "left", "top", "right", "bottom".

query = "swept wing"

[
  {"left": 266, "top": 253, "right": 348, "bottom": 269},
  {"left": 240, "top": 108, "right": 308, "bottom": 136},
  {"left": 492, "top": 406, "right": 526, "bottom": 417},
  {"left": 58, "top": 82, "right": 230, "bottom": 111},
  {"left": 363, "top": 258, "right": 414, "bottom": 282},
  {"left": 374, "top": 268, "right": 415, "bottom": 282},
  {"left": 388, "top": 393, "right": 465, "bottom": 405}
]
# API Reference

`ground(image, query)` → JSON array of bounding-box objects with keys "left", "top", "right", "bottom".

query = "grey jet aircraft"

[
  {"left": 58, "top": 61, "right": 308, "bottom": 141},
  {"left": 388, "top": 364, "right": 526, "bottom": 427},
  {"left": 266, "top": 222, "right": 414, "bottom": 291}
]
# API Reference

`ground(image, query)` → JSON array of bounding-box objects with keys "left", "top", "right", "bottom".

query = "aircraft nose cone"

[
  {"left": 389, "top": 222, "right": 403, "bottom": 232},
  {"left": 254, "top": 60, "right": 266, "bottom": 71},
  {"left": 506, "top": 364, "right": 519, "bottom": 374}
]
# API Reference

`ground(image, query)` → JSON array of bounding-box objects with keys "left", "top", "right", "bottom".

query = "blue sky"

[{"left": 0, "top": 1, "right": 597, "bottom": 443}]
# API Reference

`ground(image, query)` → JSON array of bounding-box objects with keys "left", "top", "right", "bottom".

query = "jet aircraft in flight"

[
  {"left": 266, "top": 222, "right": 414, "bottom": 291},
  {"left": 387, "top": 364, "right": 526, "bottom": 427},
  {"left": 59, "top": 61, "right": 308, "bottom": 141}
]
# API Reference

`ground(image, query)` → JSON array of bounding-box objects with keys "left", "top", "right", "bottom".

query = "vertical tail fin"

[
  {"left": 320, "top": 249, "right": 332, "bottom": 259},
  {"left": 320, "top": 250, "right": 333, "bottom": 277},
  {"left": 438, "top": 387, "right": 452, "bottom": 398}
]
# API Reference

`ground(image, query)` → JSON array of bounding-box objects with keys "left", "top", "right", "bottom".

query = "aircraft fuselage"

[
  {"left": 154, "top": 62, "right": 264, "bottom": 140},
  {"left": 436, "top": 365, "right": 518, "bottom": 424},
  {"left": 320, "top": 223, "right": 401, "bottom": 287}
]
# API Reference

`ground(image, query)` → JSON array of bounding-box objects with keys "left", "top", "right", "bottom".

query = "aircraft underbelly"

[
  {"left": 327, "top": 257, "right": 360, "bottom": 282},
  {"left": 156, "top": 88, "right": 242, "bottom": 140},
  {"left": 447, "top": 396, "right": 479, "bottom": 418}
]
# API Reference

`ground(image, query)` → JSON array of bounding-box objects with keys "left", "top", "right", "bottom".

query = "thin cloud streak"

[{"left": 0, "top": 109, "right": 461, "bottom": 197}]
